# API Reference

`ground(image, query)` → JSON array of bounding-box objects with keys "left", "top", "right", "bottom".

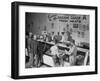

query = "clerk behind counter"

[{"left": 63, "top": 31, "right": 77, "bottom": 66}]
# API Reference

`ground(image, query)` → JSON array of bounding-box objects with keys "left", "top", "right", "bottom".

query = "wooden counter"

[{"left": 37, "top": 40, "right": 89, "bottom": 67}]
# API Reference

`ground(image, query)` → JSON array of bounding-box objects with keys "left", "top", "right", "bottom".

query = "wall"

[
  {"left": 26, "top": 13, "right": 89, "bottom": 43},
  {"left": 0, "top": 0, "right": 99, "bottom": 81}
]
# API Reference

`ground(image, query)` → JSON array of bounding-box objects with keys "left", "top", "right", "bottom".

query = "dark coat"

[
  {"left": 30, "top": 40, "right": 38, "bottom": 55},
  {"left": 54, "top": 35, "right": 62, "bottom": 42},
  {"left": 28, "top": 38, "right": 38, "bottom": 55}
]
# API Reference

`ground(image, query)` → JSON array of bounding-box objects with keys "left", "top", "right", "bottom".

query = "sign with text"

[{"left": 48, "top": 14, "right": 87, "bottom": 23}]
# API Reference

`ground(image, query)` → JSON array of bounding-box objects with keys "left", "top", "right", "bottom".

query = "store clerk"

[
  {"left": 64, "top": 40, "right": 77, "bottom": 66},
  {"left": 60, "top": 32, "right": 65, "bottom": 43}
]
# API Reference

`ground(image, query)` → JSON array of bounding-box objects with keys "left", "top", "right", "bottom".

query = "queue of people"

[{"left": 25, "top": 31, "right": 77, "bottom": 68}]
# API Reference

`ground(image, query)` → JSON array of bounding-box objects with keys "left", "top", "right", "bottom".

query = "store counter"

[{"left": 37, "top": 40, "right": 89, "bottom": 67}]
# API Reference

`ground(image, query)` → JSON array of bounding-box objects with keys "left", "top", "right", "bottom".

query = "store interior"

[{"left": 25, "top": 12, "right": 90, "bottom": 68}]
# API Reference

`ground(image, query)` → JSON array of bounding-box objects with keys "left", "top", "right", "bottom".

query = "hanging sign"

[{"left": 48, "top": 14, "right": 83, "bottom": 23}]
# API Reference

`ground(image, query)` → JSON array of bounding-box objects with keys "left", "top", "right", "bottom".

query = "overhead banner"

[{"left": 48, "top": 14, "right": 87, "bottom": 23}]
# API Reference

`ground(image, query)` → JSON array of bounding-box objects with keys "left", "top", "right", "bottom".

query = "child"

[{"left": 50, "top": 39, "right": 60, "bottom": 67}]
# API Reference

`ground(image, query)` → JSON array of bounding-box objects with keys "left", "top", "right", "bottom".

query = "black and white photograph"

[
  {"left": 25, "top": 13, "right": 90, "bottom": 68},
  {"left": 11, "top": 1, "right": 97, "bottom": 79}
]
